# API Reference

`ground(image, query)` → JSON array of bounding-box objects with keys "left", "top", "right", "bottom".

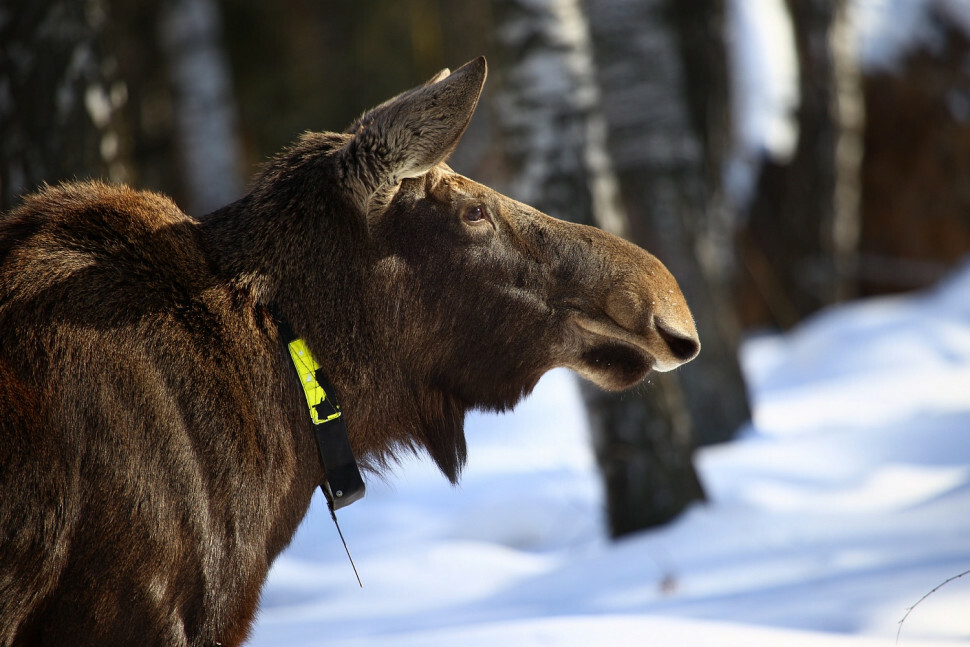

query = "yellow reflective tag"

[{"left": 287, "top": 338, "right": 340, "bottom": 425}]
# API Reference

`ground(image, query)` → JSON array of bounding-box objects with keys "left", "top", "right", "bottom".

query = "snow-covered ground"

[{"left": 248, "top": 261, "right": 970, "bottom": 646}]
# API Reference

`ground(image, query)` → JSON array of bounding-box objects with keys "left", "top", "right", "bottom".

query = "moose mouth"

[{"left": 572, "top": 316, "right": 655, "bottom": 389}]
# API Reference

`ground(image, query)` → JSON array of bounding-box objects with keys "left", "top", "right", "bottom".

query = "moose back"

[{"left": 0, "top": 58, "right": 699, "bottom": 646}]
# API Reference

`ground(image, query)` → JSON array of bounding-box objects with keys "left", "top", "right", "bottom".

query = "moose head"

[{"left": 205, "top": 57, "right": 699, "bottom": 482}]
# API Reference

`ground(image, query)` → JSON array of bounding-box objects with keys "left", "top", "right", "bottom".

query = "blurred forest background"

[{"left": 3, "top": 0, "right": 969, "bottom": 537}]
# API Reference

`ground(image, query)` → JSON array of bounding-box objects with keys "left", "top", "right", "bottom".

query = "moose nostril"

[{"left": 655, "top": 319, "right": 700, "bottom": 362}]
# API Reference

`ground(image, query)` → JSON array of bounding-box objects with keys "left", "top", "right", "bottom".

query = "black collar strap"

[{"left": 275, "top": 314, "right": 365, "bottom": 511}]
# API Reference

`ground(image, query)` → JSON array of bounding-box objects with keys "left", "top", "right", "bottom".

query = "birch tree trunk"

[
  {"left": 585, "top": 0, "right": 750, "bottom": 448},
  {"left": 0, "top": 0, "right": 115, "bottom": 210},
  {"left": 158, "top": 0, "right": 244, "bottom": 215},
  {"left": 493, "top": 0, "right": 705, "bottom": 537}
]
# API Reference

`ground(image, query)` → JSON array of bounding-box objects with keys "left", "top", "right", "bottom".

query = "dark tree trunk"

[
  {"left": 585, "top": 0, "right": 750, "bottom": 451},
  {"left": 581, "top": 374, "right": 702, "bottom": 535},
  {"left": 737, "top": 0, "right": 861, "bottom": 328},
  {"left": 0, "top": 0, "right": 114, "bottom": 210}
]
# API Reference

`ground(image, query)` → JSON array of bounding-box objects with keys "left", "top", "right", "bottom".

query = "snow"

[{"left": 247, "top": 258, "right": 970, "bottom": 645}]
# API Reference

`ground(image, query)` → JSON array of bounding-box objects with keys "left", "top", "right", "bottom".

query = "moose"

[{"left": 0, "top": 57, "right": 698, "bottom": 645}]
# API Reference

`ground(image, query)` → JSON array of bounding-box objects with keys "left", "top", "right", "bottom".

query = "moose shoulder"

[{"left": 0, "top": 57, "right": 698, "bottom": 646}]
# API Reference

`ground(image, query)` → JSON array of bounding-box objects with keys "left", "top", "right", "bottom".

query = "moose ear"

[{"left": 340, "top": 57, "right": 486, "bottom": 214}]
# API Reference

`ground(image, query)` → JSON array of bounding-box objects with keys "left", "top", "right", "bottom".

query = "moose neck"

[
  {"left": 200, "top": 135, "right": 367, "bottom": 346},
  {"left": 208, "top": 199, "right": 370, "bottom": 353},
  {"left": 199, "top": 180, "right": 436, "bottom": 477},
  {"left": 198, "top": 133, "right": 473, "bottom": 482}
]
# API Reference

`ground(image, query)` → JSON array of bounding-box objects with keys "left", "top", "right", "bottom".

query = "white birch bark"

[
  {"left": 494, "top": 0, "right": 626, "bottom": 237},
  {"left": 493, "top": 0, "right": 705, "bottom": 536},
  {"left": 159, "top": 0, "right": 243, "bottom": 214}
]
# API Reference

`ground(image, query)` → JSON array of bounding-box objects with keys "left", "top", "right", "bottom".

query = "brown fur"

[{"left": 0, "top": 58, "right": 698, "bottom": 646}]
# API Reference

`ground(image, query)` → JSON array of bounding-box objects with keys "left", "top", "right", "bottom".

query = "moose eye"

[{"left": 463, "top": 205, "right": 489, "bottom": 224}]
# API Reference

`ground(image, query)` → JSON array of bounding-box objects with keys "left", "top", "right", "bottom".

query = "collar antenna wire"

[{"left": 277, "top": 314, "right": 366, "bottom": 587}]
